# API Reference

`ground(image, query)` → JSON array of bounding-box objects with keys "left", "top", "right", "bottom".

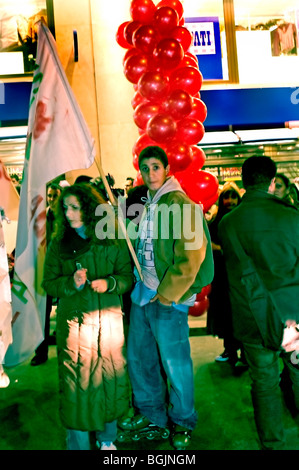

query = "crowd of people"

[{"left": 8, "top": 147, "right": 299, "bottom": 451}]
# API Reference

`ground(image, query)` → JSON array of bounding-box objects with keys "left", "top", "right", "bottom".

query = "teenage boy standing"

[{"left": 120, "top": 146, "right": 214, "bottom": 449}]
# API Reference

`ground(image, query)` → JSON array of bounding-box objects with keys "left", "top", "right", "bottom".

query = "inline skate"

[
  {"left": 117, "top": 414, "right": 170, "bottom": 442},
  {"left": 171, "top": 424, "right": 192, "bottom": 450}
]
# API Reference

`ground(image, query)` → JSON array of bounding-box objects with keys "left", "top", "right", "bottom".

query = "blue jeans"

[
  {"left": 66, "top": 421, "right": 117, "bottom": 450},
  {"left": 127, "top": 301, "right": 197, "bottom": 430},
  {"left": 243, "top": 342, "right": 299, "bottom": 450}
]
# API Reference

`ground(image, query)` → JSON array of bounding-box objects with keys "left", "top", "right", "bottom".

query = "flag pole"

[{"left": 94, "top": 158, "right": 143, "bottom": 282}]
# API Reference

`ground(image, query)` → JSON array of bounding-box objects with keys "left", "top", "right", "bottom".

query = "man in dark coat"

[{"left": 218, "top": 156, "right": 299, "bottom": 450}]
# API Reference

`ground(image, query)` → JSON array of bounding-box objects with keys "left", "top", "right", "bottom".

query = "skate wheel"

[
  {"left": 162, "top": 428, "right": 170, "bottom": 439},
  {"left": 146, "top": 432, "right": 155, "bottom": 440},
  {"left": 116, "top": 434, "right": 126, "bottom": 442},
  {"left": 132, "top": 433, "right": 140, "bottom": 441}
]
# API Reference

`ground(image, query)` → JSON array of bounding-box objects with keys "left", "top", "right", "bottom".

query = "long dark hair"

[
  {"left": 215, "top": 188, "right": 242, "bottom": 221},
  {"left": 53, "top": 183, "right": 117, "bottom": 243}
]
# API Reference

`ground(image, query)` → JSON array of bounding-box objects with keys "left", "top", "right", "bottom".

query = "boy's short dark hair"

[
  {"left": 242, "top": 156, "right": 276, "bottom": 190},
  {"left": 138, "top": 146, "right": 169, "bottom": 168}
]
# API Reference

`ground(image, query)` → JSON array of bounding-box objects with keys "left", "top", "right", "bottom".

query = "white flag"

[{"left": 5, "top": 21, "right": 95, "bottom": 366}]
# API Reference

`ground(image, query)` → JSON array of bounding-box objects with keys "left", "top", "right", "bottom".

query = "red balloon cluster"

[
  {"left": 116, "top": 0, "right": 219, "bottom": 211},
  {"left": 188, "top": 284, "right": 211, "bottom": 317}
]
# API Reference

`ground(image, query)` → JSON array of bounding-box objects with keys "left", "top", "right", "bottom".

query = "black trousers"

[{"left": 35, "top": 295, "right": 53, "bottom": 358}]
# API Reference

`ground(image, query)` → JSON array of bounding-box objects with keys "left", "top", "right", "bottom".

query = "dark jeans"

[
  {"left": 127, "top": 301, "right": 197, "bottom": 430},
  {"left": 35, "top": 295, "right": 52, "bottom": 358},
  {"left": 243, "top": 342, "right": 299, "bottom": 450}
]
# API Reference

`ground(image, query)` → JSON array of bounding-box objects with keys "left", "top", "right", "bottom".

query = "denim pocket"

[{"left": 156, "top": 300, "right": 174, "bottom": 320}]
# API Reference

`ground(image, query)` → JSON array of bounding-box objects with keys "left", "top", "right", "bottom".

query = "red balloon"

[
  {"left": 163, "top": 88, "right": 192, "bottom": 120},
  {"left": 132, "top": 24, "right": 159, "bottom": 55},
  {"left": 202, "top": 191, "right": 219, "bottom": 213},
  {"left": 176, "top": 118, "right": 205, "bottom": 145},
  {"left": 133, "top": 102, "right": 161, "bottom": 129},
  {"left": 156, "top": 0, "right": 184, "bottom": 20},
  {"left": 178, "top": 55, "right": 198, "bottom": 69},
  {"left": 185, "top": 51, "right": 198, "bottom": 63},
  {"left": 188, "top": 298, "right": 209, "bottom": 317},
  {"left": 164, "top": 55, "right": 198, "bottom": 79},
  {"left": 123, "top": 48, "right": 139, "bottom": 65},
  {"left": 133, "top": 171, "right": 145, "bottom": 187},
  {"left": 116, "top": 22, "right": 132, "bottom": 49},
  {"left": 124, "top": 21, "right": 142, "bottom": 46},
  {"left": 131, "top": 91, "right": 149, "bottom": 109},
  {"left": 189, "top": 146, "right": 206, "bottom": 171},
  {"left": 189, "top": 98, "right": 207, "bottom": 123},
  {"left": 133, "top": 133, "right": 159, "bottom": 160},
  {"left": 138, "top": 71, "right": 169, "bottom": 102},
  {"left": 170, "top": 66, "right": 203, "bottom": 96},
  {"left": 123, "top": 53, "right": 148, "bottom": 83},
  {"left": 130, "top": 0, "right": 156, "bottom": 23},
  {"left": 153, "top": 6, "right": 179, "bottom": 34},
  {"left": 133, "top": 153, "right": 139, "bottom": 171},
  {"left": 166, "top": 141, "right": 193, "bottom": 172},
  {"left": 181, "top": 170, "right": 219, "bottom": 204},
  {"left": 153, "top": 38, "right": 184, "bottom": 70},
  {"left": 147, "top": 113, "right": 177, "bottom": 143},
  {"left": 169, "top": 26, "right": 192, "bottom": 52},
  {"left": 196, "top": 284, "right": 212, "bottom": 300}
]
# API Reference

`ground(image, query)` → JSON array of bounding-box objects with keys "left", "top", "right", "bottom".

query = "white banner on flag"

[{"left": 5, "top": 21, "right": 95, "bottom": 366}]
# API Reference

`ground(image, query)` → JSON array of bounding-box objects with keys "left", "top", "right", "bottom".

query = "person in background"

[
  {"left": 92, "top": 174, "right": 123, "bottom": 201},
  {"left": 125, "top": 177, "right": 134, "bottom": 196},
  {"left": 207, "top": 182, "right": 246, "bottom": 368},
  {"left": 289, "top": 183, "right": 299, "bottom": 208},
  {"left": 42, "top": 183, "right": 134, "bottom": 450},
  {"left": 31, "top": 183, "right": 61, "bottom": 366},
  {"left": 274, "top": 173, "right": 292, "bottom": 202},
  {"left": 121, "top": 184, "right": 148, "bottom": 323},
  {"left": 120, "top": 146, "right": 214, "bottom": 450},
  {"left": 125, "top": 184, "right": 148, "bottom": 224},
  {"left": 10, "top": 173, "right": 21, "bottom": 194},
  {"left": 218, "top": 156, "right": 299, "bottom": 450},
  {"left": 74, "top": 175, "right": 92, "bottom": 185}
]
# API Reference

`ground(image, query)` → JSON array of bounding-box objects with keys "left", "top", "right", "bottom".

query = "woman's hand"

[
  {"left": 91, "top": 279, "right": 109, "bottom": 294},
  {"left": 74, "top": 268, "right": 87, "bottom": 288}
]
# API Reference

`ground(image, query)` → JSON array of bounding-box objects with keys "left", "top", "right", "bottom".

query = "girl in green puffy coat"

[{"left": 42, "top": 183, "right": 134, "bottom": 450}]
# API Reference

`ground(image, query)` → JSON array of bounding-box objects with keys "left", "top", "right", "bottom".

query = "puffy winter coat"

[
  {"left": 218, "top": 189, "right": 299, "bottom": 346},
  {"left": 42, "top": 227, "right": 134, "bottom": 431}
]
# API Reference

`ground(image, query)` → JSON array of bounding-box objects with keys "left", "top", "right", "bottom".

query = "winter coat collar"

[
  {"left": 144, "top": 176, "right": 185, "bottom": 206},
  {"left": 242, "top": 188, "right": 298, "bottom": 210},
  {"left": 60, "top": 227, "right": 90, "bottom": 258}
]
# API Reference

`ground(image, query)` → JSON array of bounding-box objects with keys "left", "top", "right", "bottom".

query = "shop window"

[
  {"left": 234, "top": 0, "right": 299, "bottom": 85},
  {"left": 0, "top": 0, "right": 54, "bottom": 77}
]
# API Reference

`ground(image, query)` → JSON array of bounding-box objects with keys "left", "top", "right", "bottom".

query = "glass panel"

[
  {"left": 182, "top": 0, "right": 229, "bottom": 80},
  {"left": 234, "top": 0, "right": 299, "bottom": 85},
  {"left": 0, "top": 0, "right": 48, "bottom": 75}
]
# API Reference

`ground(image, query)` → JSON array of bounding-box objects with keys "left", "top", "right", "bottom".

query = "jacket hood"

[{"left": 146, "top": 176, "right": 185, "bottom": 205}]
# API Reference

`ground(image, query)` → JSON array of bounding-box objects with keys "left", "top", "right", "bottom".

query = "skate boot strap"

[{"left": 119, "top": 414, "right": 151, "bottom": 431}]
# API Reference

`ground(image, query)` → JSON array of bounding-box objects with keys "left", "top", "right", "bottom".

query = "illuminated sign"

[
  {"left": 187, "top": 22, "right": 216, "bottom": 55},
  {"left": 185, "top": 17, "right": 223, "bottom": 80}
]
